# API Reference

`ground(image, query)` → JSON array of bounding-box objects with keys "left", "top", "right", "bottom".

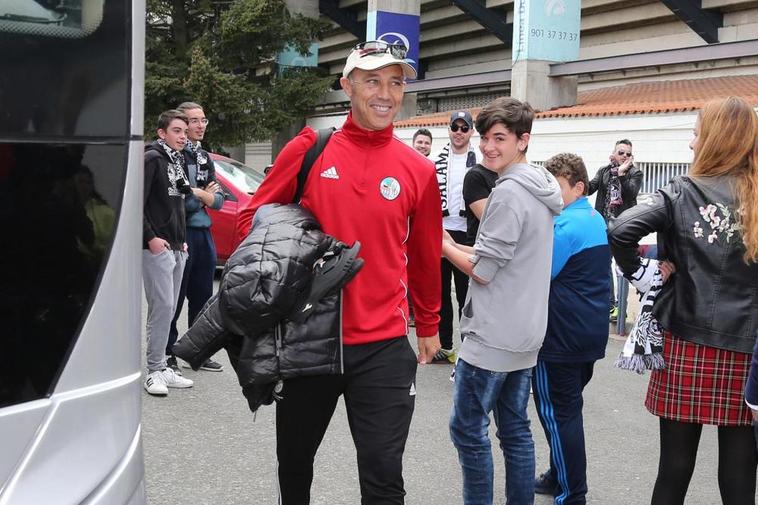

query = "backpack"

[{"left": 292, "top": 127, "right": 335, "bottom": 203}]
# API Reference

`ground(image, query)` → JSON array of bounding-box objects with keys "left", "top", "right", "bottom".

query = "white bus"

[{"left": 0, "top": 0, "right": 146, "bottom": 502}]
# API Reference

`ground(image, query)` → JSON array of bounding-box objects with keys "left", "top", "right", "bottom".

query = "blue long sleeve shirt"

[{"left": 539, "top": 196, "right": 611, "bottom": 363}]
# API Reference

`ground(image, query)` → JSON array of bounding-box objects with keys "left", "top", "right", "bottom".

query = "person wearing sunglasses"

[
  {"left": 236, "top": 40, "right": 442, "bottom": 505},
  {"left": 434, "top": 110, "right": 479, "bottom": 364},
  {"left": 587, "top": 139, "right": 643, "bottom": 322}
]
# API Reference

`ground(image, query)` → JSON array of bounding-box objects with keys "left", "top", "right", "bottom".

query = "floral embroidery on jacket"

[{"left": 693, "top": 203, "right": 740, "bottom": 244}]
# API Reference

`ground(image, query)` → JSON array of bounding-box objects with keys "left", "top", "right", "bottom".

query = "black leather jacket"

[
  {"left": 588, "top": 163, "right": 643, "bottom": 219},
  {"left": 609, "top": 175, "right": 758, "bottom": 353},
  {"left": 173, "top": 204, "right": 343, "bottom": 411}
]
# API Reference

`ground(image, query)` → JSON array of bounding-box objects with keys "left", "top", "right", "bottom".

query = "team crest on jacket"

[{"left": 380, "top": 177, "right": 401, "bottom": 201}]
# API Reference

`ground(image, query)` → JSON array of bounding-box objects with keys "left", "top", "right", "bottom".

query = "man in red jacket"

[{"left": 236, "top": 41, "right": 442, "bottom": 504}]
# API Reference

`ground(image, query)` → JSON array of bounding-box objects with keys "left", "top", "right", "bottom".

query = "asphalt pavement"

[{"left": 142, "top": 283, "right": 746, "bottom": 504}]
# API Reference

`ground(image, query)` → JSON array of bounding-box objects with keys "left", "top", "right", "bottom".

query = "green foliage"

[{"left": 145, "top": 0, "right": 333, "bottom": 148}]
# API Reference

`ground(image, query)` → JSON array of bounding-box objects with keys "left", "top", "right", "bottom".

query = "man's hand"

[
  {"left": 417, "top": 334, "right": 441, "bottom": 364},
  {"left": 148, "top": 237, "right": 169, "bottom": 255},
  {"left": 191, "top": 182, "right": 221, "bottom": 206},
  {"left": 205, "top": 181, "right": 221, "bottom": 194},
  {"left": 618, "top": 155, "right": 634, "bottom": 176},
  {"left": 752, "top": 408, "right": 758, "bottom": 422}
]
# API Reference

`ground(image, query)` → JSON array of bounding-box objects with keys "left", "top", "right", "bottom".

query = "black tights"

[{"left": 651, "top": 418, "right": 757, "bottom": 505}]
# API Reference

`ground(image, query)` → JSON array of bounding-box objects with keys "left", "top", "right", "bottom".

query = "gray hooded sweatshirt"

[{"left": 458, "top": 163, "right": 563, "bottom": 372}]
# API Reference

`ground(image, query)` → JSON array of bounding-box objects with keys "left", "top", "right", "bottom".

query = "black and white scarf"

[
  {"left": 614, "top": 258, "right": 665, "bottom": 374},
  {"left": 157, "top": 139, "right": 190, "bottom": 196},
  {"left": 185, "top": 139, "right": 209, "bottom": 166},
  {"left": 435, "top": 144, "right": 477, "bottom": 216},
  {"left": 604, "top": 165, "right": 623, "bottom": 219},
  {"left": 185, "top": 139, "right": 210, "bottom": 186}
]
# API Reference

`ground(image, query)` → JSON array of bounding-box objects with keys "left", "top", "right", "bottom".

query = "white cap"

[{"left": 342, "top": 48, "right": 417, "bottom": 79}]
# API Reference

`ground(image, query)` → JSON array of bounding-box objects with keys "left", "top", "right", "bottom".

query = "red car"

[{"left": 208, "top": 153, "right": 265, "bottom": 265}]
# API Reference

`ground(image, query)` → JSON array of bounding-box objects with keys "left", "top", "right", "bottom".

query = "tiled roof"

[{"left": 393, "top": 75, "right": 758, "bottom": 128}]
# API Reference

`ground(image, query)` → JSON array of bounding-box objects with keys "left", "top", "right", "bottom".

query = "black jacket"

[
  {"left": 143, "top": 142, "right": 188, "bottom": 250},
  {"left": 609, "top": 175, "right": 758, "bottom": 354},
  {"left": 173, "top": 204, "right": 344, "bottom": 411},
  {"left": 588, "top": 163, "right": 643, "bottom": 219}
]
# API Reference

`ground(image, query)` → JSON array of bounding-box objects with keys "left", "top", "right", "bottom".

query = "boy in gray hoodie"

[{"left": 442, "top": 97, "right": 563, "bottom": 505}]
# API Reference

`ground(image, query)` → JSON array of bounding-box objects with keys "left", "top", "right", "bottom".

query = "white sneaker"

[
  {"left": 161, "top": 367, "right": 193, "bottom": 388},
  {"left": 144, "top": 370, "right": 168, "bottom": 396}
]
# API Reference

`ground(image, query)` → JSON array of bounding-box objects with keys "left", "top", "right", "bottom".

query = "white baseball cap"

[{"left": 342, "top": 41, "right": 417, "bottom": 79}]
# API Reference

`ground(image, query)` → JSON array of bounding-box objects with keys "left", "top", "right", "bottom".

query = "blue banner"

[
  {"left": 367, "top": 10, "right": 420, "bottom": 79},
  {"left": 512, "top": 0, "right": 580, "bottom": 62}
]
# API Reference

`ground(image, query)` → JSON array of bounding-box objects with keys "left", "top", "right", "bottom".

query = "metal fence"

[{"left": 635, "top": 161, "right": 690, "bottom": 194}]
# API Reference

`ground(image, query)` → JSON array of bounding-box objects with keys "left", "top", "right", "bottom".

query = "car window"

[
  {"left": 213, "top": 158, "right": 263, "bottom": 195},
  {"left": 215, "top": 179, "right": 237, "bottom": 203}
]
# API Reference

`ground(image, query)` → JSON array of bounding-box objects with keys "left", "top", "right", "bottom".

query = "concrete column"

[
  {"left": 511, "top": 60, "right": 577, "bottom": 111},
  {"left": 510, "top": 0, "right": 580, "bottom": 110},
  {"left": 367, "top": 0, "right": 421, "bottom": 121}
]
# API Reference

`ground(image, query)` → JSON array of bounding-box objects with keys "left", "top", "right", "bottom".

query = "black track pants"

[{"left": 276, "top": 337, "right": 418, "bottom": 505}]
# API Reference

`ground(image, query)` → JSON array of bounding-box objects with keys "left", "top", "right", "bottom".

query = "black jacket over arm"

[
  {"left": 608, "top": 175, "right": 758, "bottom": 354},
  {"left": 173, "top": 204, "right": 343, "bottom": 412}
]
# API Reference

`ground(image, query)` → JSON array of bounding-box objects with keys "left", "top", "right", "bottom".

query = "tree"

[{"left": 145, "top": 0, "right": 333, "bottom": 149}]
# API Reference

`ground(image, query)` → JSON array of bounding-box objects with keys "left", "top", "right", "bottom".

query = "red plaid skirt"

[{"left": 645, "top": 333, "right": 752, "bottom": 426}]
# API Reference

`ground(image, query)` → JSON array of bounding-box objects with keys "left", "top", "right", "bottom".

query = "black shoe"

[
  {"left": 199, "top": 358, "right": 223, "bottom": 372},
  {"left": 534, "top": 470, "right": 558, "bottom": 495},
  {"left": 166, "top": 355, "right": 182, "bottom": 376}
]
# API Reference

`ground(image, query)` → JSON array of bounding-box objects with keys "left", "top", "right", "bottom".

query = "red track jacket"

[{"left": 237, "top": 113, "right": 442, "bottom": 344}]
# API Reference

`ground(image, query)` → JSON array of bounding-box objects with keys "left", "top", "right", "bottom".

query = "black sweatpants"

[
  {"left": 532, "top": 360, "right": 595, "bottom": 505},
  {"left": 276, "top": 337, "right": 418, "bottom": 505},
  {"left": 440, "top": 229, "right": 469, "bottom": 350}
]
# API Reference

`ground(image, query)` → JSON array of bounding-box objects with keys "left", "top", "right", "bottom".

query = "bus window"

[
  {"left": 0, "top": 0, "right": 128, "bottom": 138},
  {"left": 0, "top": 0, "right": 105, "bottom": 38}
]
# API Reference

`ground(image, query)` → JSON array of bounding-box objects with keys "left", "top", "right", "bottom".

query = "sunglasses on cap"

[
  {"left": 354, "top": 40, "right": 408, "bottom": 60},
  {"left": 450, "top": 123, "right": 470, "bottom": 133}
]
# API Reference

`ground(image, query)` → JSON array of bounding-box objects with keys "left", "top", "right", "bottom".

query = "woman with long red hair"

[{"left": 609, "top": 96, "right": 758, "bottom": 505}]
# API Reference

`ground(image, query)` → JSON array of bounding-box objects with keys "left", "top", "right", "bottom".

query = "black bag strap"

[{"left": 293, "top": 127, "right": 335, "bottom": 203}]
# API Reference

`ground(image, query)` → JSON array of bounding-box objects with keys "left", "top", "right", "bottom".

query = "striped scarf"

[
  {"left": 614, "top": 258, "right": 665, "bottom": 374},
  {"left": 435, "top": 143, "right": 477, "bottom": 216}
]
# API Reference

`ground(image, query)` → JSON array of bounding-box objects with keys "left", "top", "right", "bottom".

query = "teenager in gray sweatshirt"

[{"left": 442, "top": 97, "right": 563, "bottom": 505}]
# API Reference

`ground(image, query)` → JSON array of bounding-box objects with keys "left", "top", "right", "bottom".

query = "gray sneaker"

[
  {"left": 199, "top": 358, "right": 223, "bottom": 372},
  {"left": 431, "top": 348, "right": 456, "bottom": 364}
]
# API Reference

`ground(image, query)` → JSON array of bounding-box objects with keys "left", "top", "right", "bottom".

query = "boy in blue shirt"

[{"left": 533, "top": 153, "right": 611, "bottom": 504}]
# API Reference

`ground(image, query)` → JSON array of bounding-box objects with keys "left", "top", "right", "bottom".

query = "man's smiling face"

[{"left": 340, "top": 65, "right": 405, "bottom": 131}]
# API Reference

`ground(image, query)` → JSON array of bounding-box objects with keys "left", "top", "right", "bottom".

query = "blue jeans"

[{"left": 450, "top": 359, "right": 535, "bottom": 505}]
